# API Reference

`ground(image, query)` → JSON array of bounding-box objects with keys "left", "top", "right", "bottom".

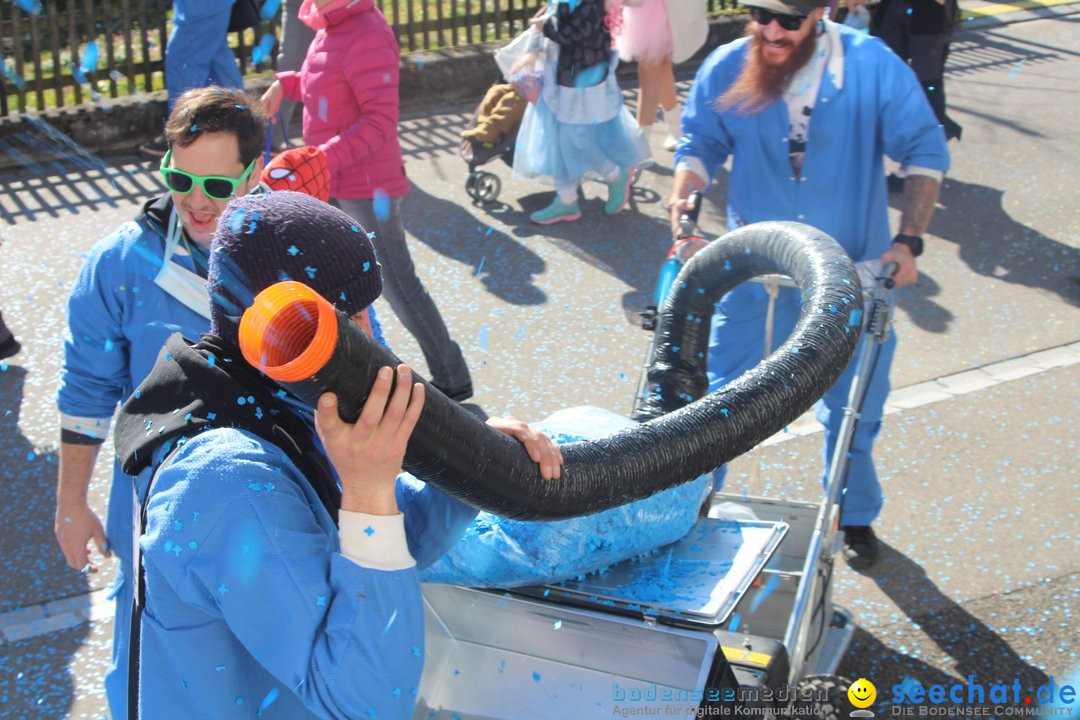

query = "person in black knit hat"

[{"left": 112, "top": 190, "right": 561, "bottom": 719}]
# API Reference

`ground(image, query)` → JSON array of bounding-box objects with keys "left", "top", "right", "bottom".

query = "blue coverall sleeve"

[
  {"left": 396, "top": 475, "right": 480, "bottom": 571},
  {"left": 146, "top": 436, "right": 425, "bottom": 719},
  {"left": 877, "top": 45, "right": 951, "bottom": 172},
  {"left": 58, "top": 231, "right": 140, "bottom": 421},
  {"left": 675, "top": 52, "right": 735, "bottom": 182}
]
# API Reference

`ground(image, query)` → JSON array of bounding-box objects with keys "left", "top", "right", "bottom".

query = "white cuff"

[
  {"left": 675, "top": 156, "right": 709, "bottom": 183},
  {"left": 338, "top": 510, "right": 416, "bottom": 571},
  {"left": 903, "top": 166, "right": 944, "bottom": 183}
]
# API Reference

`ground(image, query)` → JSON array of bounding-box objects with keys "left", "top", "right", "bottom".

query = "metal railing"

[{"left": 0, "top": 0, "right": 739, "bottom": 117}]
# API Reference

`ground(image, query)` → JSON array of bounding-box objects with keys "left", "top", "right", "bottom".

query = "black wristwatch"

[{"left": 892, "top": 233, "right": 924, "bottom": 257}]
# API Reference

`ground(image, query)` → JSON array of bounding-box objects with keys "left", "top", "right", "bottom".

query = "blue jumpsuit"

[
  {"left": 165, "top": 0, "right": 244, "bottom": 112},
  {"left": 676, "top": 24, "right": 949, "bottom": 526}
]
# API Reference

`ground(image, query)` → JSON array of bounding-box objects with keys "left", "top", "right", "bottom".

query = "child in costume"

[
  {"left": 514, "top": 0, "right": 651, "bottom": 225},
  {"left": 615, "top": 0, "right": 707, "bottom": 150}
]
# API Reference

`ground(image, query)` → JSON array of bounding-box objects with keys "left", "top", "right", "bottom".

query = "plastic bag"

[
  {"left": 421, "top": 406, "right": 713, "bottom": 588},
  {"left": 494, "top": 25, "right": 549, "bottom": 104}
]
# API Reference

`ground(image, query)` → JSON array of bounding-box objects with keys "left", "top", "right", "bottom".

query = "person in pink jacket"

[{"left": 261, "top": 0, "right": 474, "bottom": 400}]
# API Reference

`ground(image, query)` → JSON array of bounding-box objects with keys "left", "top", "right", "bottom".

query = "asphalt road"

[{"left": 0, "top": 9, "right": 1077, "bottom": 719}]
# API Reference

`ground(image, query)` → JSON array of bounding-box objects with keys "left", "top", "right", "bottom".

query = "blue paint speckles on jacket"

[
  {"left": 675, "top": 24, "right": 950, "bottom": 262},
  {"left": 138, "top": 428, "right": 477, "bottom": 719}
]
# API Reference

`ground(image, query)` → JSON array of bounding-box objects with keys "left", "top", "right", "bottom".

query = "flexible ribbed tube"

[{"left": 238, "top": 221, "right": 861, "bottom": 520}]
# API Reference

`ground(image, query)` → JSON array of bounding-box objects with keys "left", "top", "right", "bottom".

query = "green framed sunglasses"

[{"left": 160, "top": 149, "right": 257, "bottom": 201}]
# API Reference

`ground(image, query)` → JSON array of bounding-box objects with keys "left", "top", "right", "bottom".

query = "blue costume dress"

[
  {"left": 675, "top": 23, "right": 949, "bottom": 526},
  {"left": 513, "top": 0, "right": 650, "bottom": 188}
]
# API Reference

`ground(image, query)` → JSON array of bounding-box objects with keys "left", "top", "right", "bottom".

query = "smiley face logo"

[{"left": 848, "top": 678, "right": 877, "bottom": 709}]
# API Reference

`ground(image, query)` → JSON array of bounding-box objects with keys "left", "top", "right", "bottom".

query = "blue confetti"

[
  {"left": 476, "top": 324, "right": 489, "bottom": 353},
  {"left": 252, "top": 33, "right": 276, "bottom": 65},
  {"left": 79, "top": 41, "right": 100, "bottom": 74},
  {"left": 207, "top": 412, "right": 217, "bottom": 420},
  {"left": 260, "top": 0, "right": 282, "bottom": 20},
  {"left": 373, "top": 188, "right": 391, "bottom": 221},
  {"left": 237, "top": 396, "right": 247, "bottom": 405},
  {"left": 15, "top": 0, "right": 42, "bottom": 15},
  {"left": 228, "top": 210, "right": 247, "bottom": 233},
  {"left": 316, "top": 595, "right": 327, "bottom": 606},
  {"left": 532, "top": 671, "right": 542, "bottom": 683},
  {"left": 318, "top": 96, "right": 329, "bottom": 121},
  {"left": 383, "top": 609, "right": 398, "bottom": 636},
  {"left": 475, "top": 255, "right": 486, "bottom": 276},
  {"left": 26, "top": 451, "right": 35, "bottom": 462},
  {"left": 412, "top": 645, "right": 421, "bottom": 657},
  {"left": 364, "top": 526, "right": 375, "bottom": 536},
  {"left": 362, "top": 261, "right": 371, "bottom": 272},
  {"left": 257, "top": 688, "right": 280, "bottom": 716},
  {"left": 305, "top": 266, "right": 317, "bottom": 279},
  {"left": 1008, "top": 58, "right": 1027, "bottom": 80},
  {"left": 287, "top": 245, "right": 300, "bottom": 256}
]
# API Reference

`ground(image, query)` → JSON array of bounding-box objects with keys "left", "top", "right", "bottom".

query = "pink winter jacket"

[{"left": 277, "top": 0, "right": 409, "bottom": 199}]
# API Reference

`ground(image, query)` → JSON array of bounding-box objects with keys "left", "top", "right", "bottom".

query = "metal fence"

[{"left": 0, "top": 0, "right": 738, "bottom": 117}]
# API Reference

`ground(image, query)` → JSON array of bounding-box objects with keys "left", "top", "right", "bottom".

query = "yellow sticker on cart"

[{"left": 721, "top": 646, "right": 773, "bottom": 668}]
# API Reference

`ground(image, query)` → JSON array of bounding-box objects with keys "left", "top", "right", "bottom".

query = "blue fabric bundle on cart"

[{"left": 421, "top": 405, "right": 711, "bottom": 587}]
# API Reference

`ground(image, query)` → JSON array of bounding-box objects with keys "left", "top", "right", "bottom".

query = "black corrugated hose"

[{"left": 247, "top": 221, "right": 861, "bottom": 521}]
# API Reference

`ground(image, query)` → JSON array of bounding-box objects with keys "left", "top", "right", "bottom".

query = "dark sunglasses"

[
  {"left": 160, "top": 150, "right": 256, "bottom": 201},
  {"left": 749, "top": 6, "right": 809, "bottom": 31}
]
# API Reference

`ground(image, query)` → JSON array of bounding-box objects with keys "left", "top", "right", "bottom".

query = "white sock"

[
  {"left": 665, "top": 104, "right": 683, "bottom": 138},
  {"left": 602, "top": 165, "right": 621, "bottom": 183},
  {"left": 556, "top": 184, "right": 579, "bottom": 205}
]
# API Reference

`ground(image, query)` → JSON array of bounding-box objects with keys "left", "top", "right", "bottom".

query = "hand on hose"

[
  {"left": 485, "top": 416, "right": 564, "bottom": 481},
  {"left": 316, "top": 364, "right": 425, "bottom": 516},
  {"left": 54, "top": 501, "right": 110, "bottom": 573},
  {"left": 881, "top": 243, "right": 917, "bottom": 287}
]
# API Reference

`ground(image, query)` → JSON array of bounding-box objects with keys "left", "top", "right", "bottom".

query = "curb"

[{"left": 0, "top": 15, "right": 747, "bottom": 173}]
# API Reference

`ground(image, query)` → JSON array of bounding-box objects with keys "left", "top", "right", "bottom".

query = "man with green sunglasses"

[
  {"left": 56, "top": 85, "right": 265, "bottom": 720},
  {"left": 160, "top": 149, "right": 258, "bottom": 202}
]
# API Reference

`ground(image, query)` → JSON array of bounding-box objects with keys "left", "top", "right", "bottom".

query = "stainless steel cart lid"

[{"left": 520, "top": 517, "right": 788, "bottom": 626}]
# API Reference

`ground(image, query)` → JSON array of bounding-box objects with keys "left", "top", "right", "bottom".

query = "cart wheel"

[
  {"left": 788, "top": 675, "right": 854, "bottom": 720},
  {"left": 474, "top": 171, "right": 502, "bottom": 202}
]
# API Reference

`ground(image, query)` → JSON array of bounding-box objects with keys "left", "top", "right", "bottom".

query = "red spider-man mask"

[{"left": 260, "top": 146, "right": 331, "bottom": 202}]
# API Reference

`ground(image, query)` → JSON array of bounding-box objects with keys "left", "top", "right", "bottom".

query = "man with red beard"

[{"left": 668, "top": 0, "right": 949, "bottom": 569}]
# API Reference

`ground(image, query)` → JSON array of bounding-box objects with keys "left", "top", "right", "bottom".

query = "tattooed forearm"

[{"left": 899, "top": 174, "right": 941, "bottom": 237}]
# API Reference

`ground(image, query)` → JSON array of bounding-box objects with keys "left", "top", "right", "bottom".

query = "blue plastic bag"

[{"left": 422, "top": 406, "right": 712, "bottom": 587}]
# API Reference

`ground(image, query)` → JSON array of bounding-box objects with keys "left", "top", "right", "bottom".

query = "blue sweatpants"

[
  {"left": 165, "top": 1, "right": 244, "bottom": 112},
  {"left": 707, "top": 282, "right": 896, "bottom": 527}
]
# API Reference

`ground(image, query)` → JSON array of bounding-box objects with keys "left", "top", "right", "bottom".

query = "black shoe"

[
  {"left": 0, "top": 335, "right": 21, "bottom": 360},
  {"left": 433, "top": 381, "right": 473, "bottom": 403},
  {"left": 139, "top": 135, "right": 168, "bottom": 159},
  {"left": 842, "top": 525, "right": 879, "bottom": 570},
  {"left": 886, "top": 173, "right": 905, "bottom": 194}
]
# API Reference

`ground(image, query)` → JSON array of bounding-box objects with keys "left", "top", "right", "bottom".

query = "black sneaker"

[
  {"left": 842, "top": 525, "right": 880, "bottom": 570},
  {"left": 139, "top": 135, "right": 168, "bottom": 159},
  {"left": 432, "top": 381, "right": 473, "bottom": 403},
  {"left": 0, "top": 335, "right": 21, "bottom": 360},
  {"left": 886, "top": 173, "right": 905, "bottom": 194}
]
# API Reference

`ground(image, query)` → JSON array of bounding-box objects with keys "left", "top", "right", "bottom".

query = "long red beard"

[{"left": 716, "top": 24, "right": 818, "bottom": 114}]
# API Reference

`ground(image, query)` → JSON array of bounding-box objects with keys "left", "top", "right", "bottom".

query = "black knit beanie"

[{"left": 207, "top": 191, "right": 382, "bottom": 346}]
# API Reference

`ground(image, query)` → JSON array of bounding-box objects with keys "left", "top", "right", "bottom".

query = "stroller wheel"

[
  {"left": 631, "top": 167, "right": 643, "bottom": 186},
  {"left": 465, "top": 173, "right": 481, "bottom": 200},
  {"left": 474, "top": 171, "right": 502, "bottom": 203}
]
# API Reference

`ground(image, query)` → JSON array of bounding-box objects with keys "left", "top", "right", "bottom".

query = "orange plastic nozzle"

[{"left": 238, "top": 281, "right": 338, "bottom": 382}]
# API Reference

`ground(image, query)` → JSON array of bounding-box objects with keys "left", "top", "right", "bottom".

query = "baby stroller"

[{"left": 460, "top": 85, "right": 522, "bottom": 205}]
